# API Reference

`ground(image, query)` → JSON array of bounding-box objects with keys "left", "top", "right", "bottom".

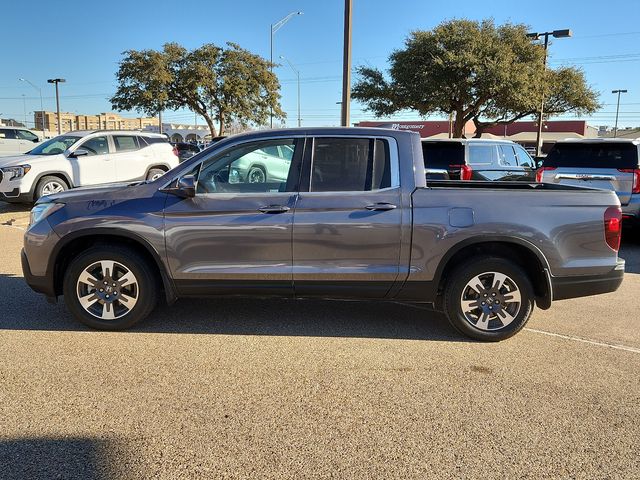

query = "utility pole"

[
  {"left": 47, "top": 78, "right": 66, "bottom": 135},
  {"left": 270, "top": 11, "right": 303, "bottom": 128},
  {"left": 612, "top": 89, "right": 628, "bottom": 138},
  {"left": 341, "top": 0, "right": 353, "bottom": 127},
  {"left": 280, "top": 56, "right": 301, "bottom": 127},
  {"left": 526, "top": 29, "right": 571, "bottom": 157},
  {"left": 19, "top": 78, "right": 45, "bottom": 139}
]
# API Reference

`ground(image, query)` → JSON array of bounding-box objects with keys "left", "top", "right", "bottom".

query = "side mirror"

[
  {"left": 177, "top": 175, "right": 196, "bottom": 197},
  {"left": 69, "top": 148, "right": 89, "bottom": 158},
  {"left": 33, "top": 138, "right": 40, "bottom": 143}
]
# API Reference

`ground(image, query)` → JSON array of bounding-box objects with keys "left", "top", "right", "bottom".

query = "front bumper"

[
  {"left": 21, "top": 248, "right": 56, "bottom": 298},
  {"left": 551, "top": 260, "right": 625, "bottom": 301}
]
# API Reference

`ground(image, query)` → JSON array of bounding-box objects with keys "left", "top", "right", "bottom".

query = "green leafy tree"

[
  {"left": 112, "top": 42, "right": 284, "bottom": 137},
  {"left": 111, "top": 49, "right": 173, "bottom": 120},
  {"left": 353, "top": 19, "right": 599, "bottom": 137}
]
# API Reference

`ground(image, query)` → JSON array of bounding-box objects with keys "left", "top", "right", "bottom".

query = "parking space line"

[{"left": 524, "top": 328, "right": 640, "bottom": 354}]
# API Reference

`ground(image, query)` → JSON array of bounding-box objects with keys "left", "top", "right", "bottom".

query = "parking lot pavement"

[{"left": 1, "top": 203, "right": 639, "bottom": 478}]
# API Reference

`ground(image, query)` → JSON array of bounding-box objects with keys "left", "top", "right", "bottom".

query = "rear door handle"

[
  {"left": 365, "top": 203, "right": 397, "bottom": 211},
  {"left": 258, "top": 205, "right": 290, "bottom": 214}
]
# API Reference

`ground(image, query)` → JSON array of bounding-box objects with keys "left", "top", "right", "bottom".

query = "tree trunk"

[
  {"left": 218, "top": 112, "right": 225, "bottom": 136},
  {"left": 202, "top": 114, "right": 217, "bottom": 139},
  {"left": 452, "top": 111, "right": 465, "bottom": 138}
]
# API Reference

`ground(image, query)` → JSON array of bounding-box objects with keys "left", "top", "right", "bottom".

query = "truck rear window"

[
  {"left": 544, "top": 143, "right": 638, "bottom": 169},
  {"left": 422, "top": 142, "right": 464, "bottom": 169}
]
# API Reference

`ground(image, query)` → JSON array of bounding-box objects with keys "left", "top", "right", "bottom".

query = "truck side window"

[
  {"left": 310, "top": 138, "right": 391, "bottom": 192},
  {"left": 196, "top": 139, "right": 298, "bottom": 194}
]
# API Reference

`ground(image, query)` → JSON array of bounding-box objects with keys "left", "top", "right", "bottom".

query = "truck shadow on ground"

[
  {"left": 0, "top": 436, "right": 119, "bottom": 480},
  {"left": 0, "top": 274, "right": 463, "bottom": 342}
]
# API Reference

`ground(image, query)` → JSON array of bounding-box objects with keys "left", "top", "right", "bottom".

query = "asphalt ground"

[{"left": 1, "top": 201, "right": 639, "bottom": 479}]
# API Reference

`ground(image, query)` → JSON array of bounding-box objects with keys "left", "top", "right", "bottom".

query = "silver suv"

[{"left": 537, "top": 139, "right": 640, "bottom": 226}]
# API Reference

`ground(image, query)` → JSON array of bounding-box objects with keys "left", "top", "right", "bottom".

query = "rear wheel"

[
  {"left": 63, "top": 246, "right": 158, "bottom": 330},
  {"left": 443, "top": 256, "right": 534, "bottom": 341},
  {"left": 247, "top": 166, "right": 266, "bottom": 183},
  {"left": 35, "top": 176, "right": 68, "bottom": 200}
]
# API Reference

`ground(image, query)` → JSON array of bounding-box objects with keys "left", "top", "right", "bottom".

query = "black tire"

[
  {"left": 146, "top": 168, "right": 166, "bottom": 181},
  {"left": 247, "top": 165, "right": 266, "bottom": 183},
  {"left": 35, "top": 175, "right": 68, "bottom": 200},
  {"left": 63, "top": 246, "right": 158, "bottom": 330},
  {"left": 443, "top": 256, "right": 534, "bottom": 342}
]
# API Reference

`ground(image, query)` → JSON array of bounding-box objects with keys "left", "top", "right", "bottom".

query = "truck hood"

[{"left": 36, "top": 181, "right": 152, "bottom": 205}]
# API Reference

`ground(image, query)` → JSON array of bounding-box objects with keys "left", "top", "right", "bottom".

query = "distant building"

[
  {"left": 356, "top": 119, "right": 598, "bottom": 154},
  {"left": 34, "top": 111, "right": 159, "bottom": 135},
  {"left": 143, "top": 123, "right": 213, "bottom": 142},
  {"left": 0, "top": 118, "right": 26, "bottom": 128}
]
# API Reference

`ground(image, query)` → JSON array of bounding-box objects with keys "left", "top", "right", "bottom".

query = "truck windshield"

[
  {"left": 422, "top": 142, "right": 465, "bottom": 169},
  {"left": 544, "top": 143, "right": 638, "bottom": 169},
  {"left": 28, "top": 135, "right": 81, "bottom": 155}
]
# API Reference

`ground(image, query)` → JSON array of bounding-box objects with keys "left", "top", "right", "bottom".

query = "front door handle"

[
  {"left": 365, "top": 202, "right": 397, "bottom": 211},
  {"left": 258, "top": 205, "right": 290, "bottom": 214}
]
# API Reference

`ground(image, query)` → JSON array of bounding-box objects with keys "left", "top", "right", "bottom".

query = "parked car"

[
  {"left": 173, "top": 142, "right": 201, "bottom": 163},
  {"left": 421, "top": 138, "right": 536, "bottom": 181},
  {"left": 0, "top": 127, "right": 42, "bottom": 156},
  {"left": 537, "top": 139, "right": 640, "bottom": 226},
  {"left": 22, "top": 128, "right": 624, "bottom": 341},
  {"left": 0, "top": 130, "right": 179, "bottom": 203}
]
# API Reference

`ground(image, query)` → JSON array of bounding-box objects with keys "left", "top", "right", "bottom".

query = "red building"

[{"left": 355, "top": 120, "right": 597, "bottom": 154}]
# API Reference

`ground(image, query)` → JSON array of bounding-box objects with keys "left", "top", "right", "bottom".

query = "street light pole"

[
  {"left": 341, "top": 0, "right": 353, "bottom": 127},
  {"left": 280, "top": 56, "right": 301, "bottom": 127},
  {"left": 47, "top": 78, "right": 66, "bottom": 135},
  {"left": 270, "top": 11, "right": 303, "bottom": 128},
  {"left": 526, "top": 29, "right": 572, "bottom": 157},
  {"left": 19, "top": 78, "right": 45, "bottom": 138},
  {"left": 21, "top": 94, "right": 27, "bottom": 127},
  {"left": 612, "top": 89, "right": 628, "bottom": 138}
]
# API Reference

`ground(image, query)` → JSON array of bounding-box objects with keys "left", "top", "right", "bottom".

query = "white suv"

[
  {"left": 0, "top": 127, "right": 42, "bottom": 156},
  {"left": 0, "top": 130, "right": 179, "bottom": 203}
]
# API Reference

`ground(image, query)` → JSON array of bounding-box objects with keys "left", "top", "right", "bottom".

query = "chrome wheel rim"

[
  {"left": 76, "top": 260, "right": 139, "bottom": 320},
  {"left": 42, "top": 181, "right": 65, "bottom": 196},
  {"left": 460, "top": 271, "right": 521, "bottom": 331},
  {"left": 150, "top": 172, "right": 164, "bottom": 181},
  {"left": 248, "top": 168, "right": 265, "bottom": 183}
]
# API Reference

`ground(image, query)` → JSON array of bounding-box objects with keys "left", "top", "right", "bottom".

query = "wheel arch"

[
  {"left": 50, "top": 229, "right": 177, "bottom": 304},
  {"left": 30, "top": 171, "right": 73, "bottom": 196},
  {"left": 433, "top": 237, "right": 552, "bottom": 310},
  {"left": 144, "top": 164, "right": 171, "bottom": 178}
]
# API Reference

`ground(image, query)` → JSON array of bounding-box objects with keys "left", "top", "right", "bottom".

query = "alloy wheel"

[
  {"left": 76, "top": 260, "right": 139, "bottom": 320},
  {"left": 41, "top": 181, "right": 65, "bottom": 196},
  {"left": 459, "top": 271, "right": 522, "bottom": 331}
]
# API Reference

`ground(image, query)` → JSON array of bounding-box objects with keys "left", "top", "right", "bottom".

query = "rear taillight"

[
  {"left": 449, "top": 164, "right": 473, "bottom": 181},
  {"left": 535, "top": 166, "right": 556, "bottom": 183},
  {"left": 172, "top": 145, "right": 179, "bottom": 157},
  {"left": 604, "top": 206, "right": 622, "bottom": 251},
  {"left": 617, "top": 168, "right": 640, "bottom": 194}
]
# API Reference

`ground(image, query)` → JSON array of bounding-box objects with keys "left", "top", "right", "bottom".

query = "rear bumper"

[{"left": 551, "top": 260, "right": 625, "bottom": 301}]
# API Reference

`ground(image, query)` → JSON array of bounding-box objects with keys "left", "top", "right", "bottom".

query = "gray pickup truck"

[{"left": 22, "top": 128, "right": 625, "bottom": 341}]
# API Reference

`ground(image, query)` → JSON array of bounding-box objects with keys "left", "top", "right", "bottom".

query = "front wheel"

[
  {"left": 35, "top": 176, "right": 68, "bottom": 200},
  {"left": 63, "top": 246, "right": 158, "bottom": 330},
  {"left": 443, "top": 256, "right": 534, "bottom": 341},
  {"left": 146, "top": 168, "right": 166, "bottom": 181}
]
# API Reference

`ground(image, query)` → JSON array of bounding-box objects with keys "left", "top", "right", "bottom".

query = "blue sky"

[{"left": 1, "top": 0, "right": 640, "bottom": 129}]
